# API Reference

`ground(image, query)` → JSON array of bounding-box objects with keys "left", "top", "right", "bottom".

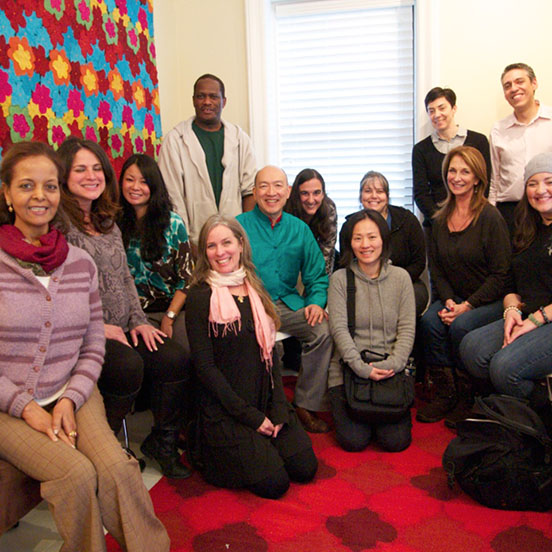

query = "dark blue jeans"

[
  {"left": 419, "top": 299, "right": 503, "bottom": 368},
  {"left": 460, "top": 318, "right": 552, "bottom": 398}
]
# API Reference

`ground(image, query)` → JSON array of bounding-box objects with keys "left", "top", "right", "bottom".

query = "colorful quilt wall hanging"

[{"left": 0, "top": 0, "right": 162, "bottom": 175}]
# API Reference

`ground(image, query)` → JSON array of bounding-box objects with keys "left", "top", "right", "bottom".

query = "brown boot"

[
  {"left": 295, "top": 406, "right": 330, "bottom": 433},
  {"left": 416, "top": 365, "right": 457, "bottom": 423}
]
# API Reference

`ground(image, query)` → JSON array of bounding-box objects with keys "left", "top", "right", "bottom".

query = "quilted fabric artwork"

[{"left": 0, "top": 0, "right": 161, "bottom": 174}]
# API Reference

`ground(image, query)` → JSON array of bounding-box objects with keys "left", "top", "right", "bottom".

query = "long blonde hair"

[
  {"left": 191, "top": 215, "right": 280, "bottom": 329},
  {"left": 434, "top": 145, "right": 488, "bottom": 225}
]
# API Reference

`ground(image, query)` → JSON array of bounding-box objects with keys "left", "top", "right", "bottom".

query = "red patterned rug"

[{"left": 106, "top": 389, "right": 552, "bottom": 552}]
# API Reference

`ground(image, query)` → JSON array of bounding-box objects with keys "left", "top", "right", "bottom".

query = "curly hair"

[
  {"left": 190, "top": 215, "right": 280, "bottom": 329},
  {"left": 285, "top": 168, "right": 333, "bottom": 243},
  {"left": 0, "top": 141, "right": 68, "bottom": 232},
  {"left": 57, "top": 137, "right": 120, "bottom": 234},
  {"left": 118, "top": 154, "right": 172, "bottom": 262}
]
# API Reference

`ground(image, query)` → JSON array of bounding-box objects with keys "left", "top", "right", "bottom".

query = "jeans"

[
  {"left": 419, "top": 298, "right": 503, "bottom": 368},
  {"left": 460, "top": 318, "right": 552, "bottom": 398}
]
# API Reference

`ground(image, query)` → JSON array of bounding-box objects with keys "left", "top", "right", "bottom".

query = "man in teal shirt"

[{"left": 237, "top": 166, "right": 332, "bottom": 433}]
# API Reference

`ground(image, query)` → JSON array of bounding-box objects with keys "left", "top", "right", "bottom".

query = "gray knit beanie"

[{"left": 524, "top": 151, "right": 552, "bottom": 183}]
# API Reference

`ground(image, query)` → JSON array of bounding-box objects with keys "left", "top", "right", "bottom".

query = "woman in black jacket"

[{"left": 340, "top": 170, "right": 428, "bottom": 316}]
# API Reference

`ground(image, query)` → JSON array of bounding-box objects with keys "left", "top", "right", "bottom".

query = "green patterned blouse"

[{"left": 126, "top": 212, "right": 193, "bottom": 312}]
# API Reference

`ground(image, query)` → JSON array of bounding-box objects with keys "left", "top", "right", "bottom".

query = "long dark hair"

[
  {"left": 57, "top": 137, "right": 119, "bottom": 234},
  {"left": 285, "top": 168, "right": 333, "bottom": 243},
  {"left": 0, "top": 141, "right": 68, "bottom": 232},
  {"left": 512, "top": 195, "right": 541, "bottom": 253},
  {"left": 118, "top": 154, "right": 172, "bottom": 262},
  {"left": 339, "top": 209, "right": 391, "bottom": 268}
]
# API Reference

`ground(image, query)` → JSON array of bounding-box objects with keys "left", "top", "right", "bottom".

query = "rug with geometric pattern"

[{"left": 106, "top": 387, "right": 552, "bottom": 552}]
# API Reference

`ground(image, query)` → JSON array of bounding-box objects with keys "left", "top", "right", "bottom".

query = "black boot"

[
  {"left": 444, "top": 370, "right": 475, "bottom": 429},
  {"left": 416, "top": 365, "right": 457, "bottom": 423},
  {"left": 141, "top": 379, "right": 192, "bottom": 479},
  {"left": 101, "top": 390, "right": 145, "bottom": 471},
  {"left": 101, "top": 390, "right": 138, "bottom": 435}
]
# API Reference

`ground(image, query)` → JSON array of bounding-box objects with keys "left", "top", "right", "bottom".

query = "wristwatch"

[{"left": 165, "top": 310, "right": 177, "bottom": 320}]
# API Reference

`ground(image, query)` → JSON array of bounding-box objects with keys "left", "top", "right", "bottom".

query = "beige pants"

[{"left": 0, "top": 387, "right": 169, "bottom": 552}]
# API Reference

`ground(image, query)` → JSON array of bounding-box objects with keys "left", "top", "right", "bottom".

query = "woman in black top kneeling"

[{"left": 186, "top": 215, "right": 317, "bottom": 499}]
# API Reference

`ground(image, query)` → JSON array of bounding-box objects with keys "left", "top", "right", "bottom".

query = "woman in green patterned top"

[{"left": 119, "top": 154, "right": 193, "bottom": 354}]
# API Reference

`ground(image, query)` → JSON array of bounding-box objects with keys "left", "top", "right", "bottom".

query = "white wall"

[
  {"left": 154, "top": 0, "right": 552, "bottom": 142},
  {"left": 417, "top": 0, "right": 552, "bottom": 138},
  {"left": 153, "top": 0, "right": 250, "bottom": 135}
]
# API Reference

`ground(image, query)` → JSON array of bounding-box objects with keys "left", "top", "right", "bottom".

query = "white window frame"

[{"left": 245, "top": 0, "right": 440, "bottom": 209}]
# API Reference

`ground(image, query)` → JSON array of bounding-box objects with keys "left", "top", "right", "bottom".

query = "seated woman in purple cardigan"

[{"left": 0, "top": 141, "right": 169, "bottom": 551}]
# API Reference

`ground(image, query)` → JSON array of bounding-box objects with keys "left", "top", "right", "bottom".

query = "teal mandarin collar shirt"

[{"left": 237, "top": 206, "right": 328, "bottom": 311}]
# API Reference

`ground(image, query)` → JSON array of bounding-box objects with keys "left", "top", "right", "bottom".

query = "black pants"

[
  {"left": 98, "top": 336, "right": 189, "bottom": 425},
  {"left": 247, "top": 447, "right": 318, "bottom": 500},
  {"left": 329, "top": 385, "right": 412, "bottom": 453},
  {"left": 496, "top": 201, "right": 518, "bottom": 238},
  {"left": 413, "top": 279, "right": 429, "bottom": 317}
]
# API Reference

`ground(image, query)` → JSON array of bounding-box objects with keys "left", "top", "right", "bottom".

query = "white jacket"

[{"left": 158, "top": 117, "right": 256, "bottom": 243}]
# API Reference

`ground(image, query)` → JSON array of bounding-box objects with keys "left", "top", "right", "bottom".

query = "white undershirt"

[
  {"left": 35, "top": 275, "right": 51, "bottom": 288},
  {"left": 36, "top": 382, "right": 69, "bottom": 407}
]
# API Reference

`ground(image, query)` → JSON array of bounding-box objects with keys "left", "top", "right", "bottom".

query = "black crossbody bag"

[{"left": 341, "top": 268, "right": 415, "bottom": 423}]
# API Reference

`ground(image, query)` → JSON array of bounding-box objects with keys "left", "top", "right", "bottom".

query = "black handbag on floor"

[
  {"left": 341, "top": 268, "right": 414, "bottom": 424},
  {"left": 443, "top": 394, "right": 552, "bottom": 511}
]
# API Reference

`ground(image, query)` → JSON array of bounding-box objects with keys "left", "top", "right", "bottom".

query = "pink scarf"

[{"left": 207, "top": 267, "right": 276, "bottom": 369}]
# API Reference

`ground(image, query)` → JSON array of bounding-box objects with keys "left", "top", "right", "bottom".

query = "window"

[{"left": 246, "top": 0, "right": 415, "bottom": 226}]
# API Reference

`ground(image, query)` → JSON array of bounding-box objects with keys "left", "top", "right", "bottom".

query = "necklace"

[
  {"left": 449, "top": 210, "right": 473, "bottom": 232},
  {"left": 233, "top": 284, "right": 245, "bottom": 303}
]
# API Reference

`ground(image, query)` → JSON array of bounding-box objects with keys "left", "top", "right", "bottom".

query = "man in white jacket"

[{"left": 158, "top": 74, "right": 256, "bottom": 249}]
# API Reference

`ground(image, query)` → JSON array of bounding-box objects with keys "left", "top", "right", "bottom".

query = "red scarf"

[{"left": 0, "top": 225, "right": 69, "bottom": 273}]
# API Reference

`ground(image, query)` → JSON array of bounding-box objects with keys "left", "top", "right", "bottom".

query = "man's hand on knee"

[{"left": 304, "top": 304, "right": 327, "bottom": 326}]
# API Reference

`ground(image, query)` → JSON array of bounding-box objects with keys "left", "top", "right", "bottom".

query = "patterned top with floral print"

[{"left": 126, "top": 212, "right": 193, "bottom": 312}]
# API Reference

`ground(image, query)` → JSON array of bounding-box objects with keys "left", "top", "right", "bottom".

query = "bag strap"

[
  {"left": 346, "top": 268, "right": 356, "bottom": 339},
  {"left": 474, "top": 395, "right": 552, "bottom": 446}
]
